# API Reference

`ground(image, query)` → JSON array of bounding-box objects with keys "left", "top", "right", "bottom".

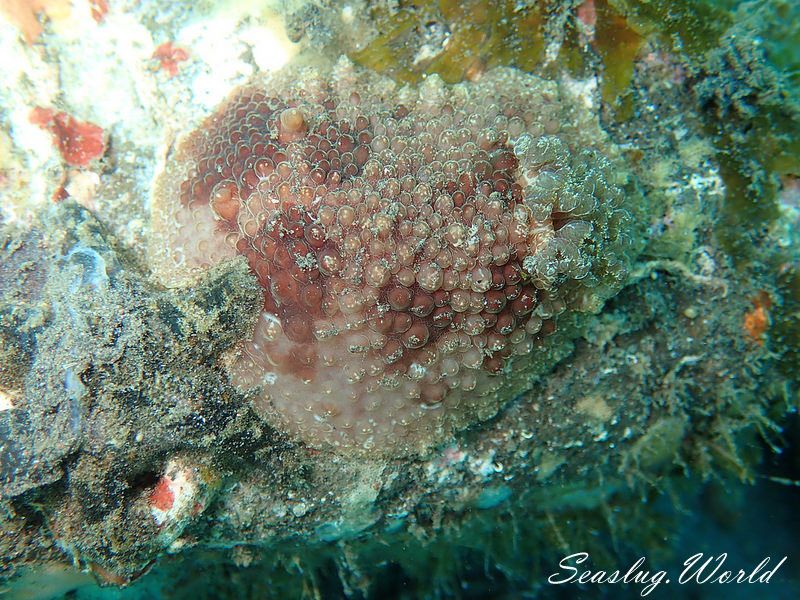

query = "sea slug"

[{"left": 150, "top": 57, "right": 635, "bottom": 454}]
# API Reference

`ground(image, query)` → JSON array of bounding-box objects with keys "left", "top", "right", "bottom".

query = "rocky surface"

[{"left": 0, "top": 1, "right": 796, "bottom": 598}]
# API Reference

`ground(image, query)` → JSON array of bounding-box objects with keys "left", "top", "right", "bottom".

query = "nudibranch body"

[{"left": 150, "top": 58, "right": 634, "bottom": 454}]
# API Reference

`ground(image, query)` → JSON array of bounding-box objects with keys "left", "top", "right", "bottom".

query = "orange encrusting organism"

[
  {"left": 743, "top": 290, "right": 771, "bottom": 345},
  {"left": 29, "top": 107, "right": 106, "bottom": 167},
  {"left": 152, "top": 41, "right": 190, "bottom": 78}
]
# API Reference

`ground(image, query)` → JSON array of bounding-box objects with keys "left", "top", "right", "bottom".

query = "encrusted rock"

[{"left": 0, "top": 202, "right": 266, "bottom": 576}]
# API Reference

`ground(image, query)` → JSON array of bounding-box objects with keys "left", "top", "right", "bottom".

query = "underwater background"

[{"left": 0, "top": 0, "right": 798, "bottom": 598}]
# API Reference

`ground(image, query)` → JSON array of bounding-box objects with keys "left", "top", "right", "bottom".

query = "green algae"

[
  {"left": 608, "top": 0, "right": 737, "bottom": 56},
  {"left": 347, "top": 0, "right": 648, "bottom": 110},
  {"left": 349, "top": 0, "right": 549, "bottom": 85},
  {"left": 594, "top": 0, "right": 644, "bottom": 116}
]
